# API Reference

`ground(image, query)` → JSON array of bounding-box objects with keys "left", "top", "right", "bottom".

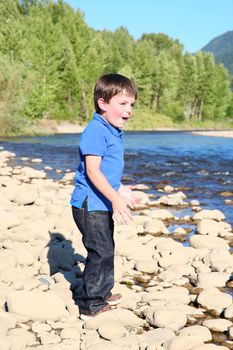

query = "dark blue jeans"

[{"left": 72, "top": 198, "right": 114, "bottom": 315}]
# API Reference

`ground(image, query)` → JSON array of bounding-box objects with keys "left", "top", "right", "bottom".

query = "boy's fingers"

[
  {"left": 127, "top": 201, "right": 134, "bottom": 209},
  {"left": 123, "top": 209, "right": 132, "bottom": 222},
  {"left": 113, "top": 208, "right": 132, "bottom": 225},
  {"left": 113, "top": 212, "right": 121, "bottom": 225}
]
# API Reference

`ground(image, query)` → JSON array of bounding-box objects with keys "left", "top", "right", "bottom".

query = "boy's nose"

[{"left": 126, "top": 105, "right": 132, "bottom": 114}]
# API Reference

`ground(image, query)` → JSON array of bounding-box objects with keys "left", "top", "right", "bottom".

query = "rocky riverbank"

[{"left": 1, "top": 148, "right": 233, "bottom": 350}]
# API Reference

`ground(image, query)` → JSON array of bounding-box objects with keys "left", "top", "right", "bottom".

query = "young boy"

[{"left": 71, "top": 73, "right": 138, "bottom": 320}]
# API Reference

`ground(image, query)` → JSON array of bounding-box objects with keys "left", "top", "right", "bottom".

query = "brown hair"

[{"left": 94, "top": 73, "right": 137, "bottom": 115}]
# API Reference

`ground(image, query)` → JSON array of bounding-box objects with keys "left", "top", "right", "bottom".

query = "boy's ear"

[{"left": 97, "top": 98, "right": 107, "bottom": 112}]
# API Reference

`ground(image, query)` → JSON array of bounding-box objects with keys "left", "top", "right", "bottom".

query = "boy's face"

[{"left": 98, "top": 92, "right": 136, "bottom": 129}]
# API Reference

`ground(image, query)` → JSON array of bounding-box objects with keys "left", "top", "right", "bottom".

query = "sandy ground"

[
  {"left": 192, "top": 131, "right": 233, "bottom": 138},
  {"left": 54, "top": 122, "right": 85, "bottom": 134}
]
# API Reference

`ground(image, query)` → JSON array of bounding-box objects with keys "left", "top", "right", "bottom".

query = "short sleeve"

[{"left": 79, "top": 124, "right": 107, "bottom": 156}]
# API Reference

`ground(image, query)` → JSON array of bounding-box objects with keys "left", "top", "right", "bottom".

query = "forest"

[{"left": 1, "top": 0, "right": 233, "bottom": 135}]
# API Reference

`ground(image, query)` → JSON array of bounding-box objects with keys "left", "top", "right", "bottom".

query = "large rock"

[
  {"left": 167, "top": 263, "right": 195, "bottom": 276},
  {"left": 39, "top": 332, "right": 61, "bottom": 345},
  {"left": 111, "top": 335, "right": 141, "bottom": 349},
  {"left": 155, "top": 237, "right": 183, "bottom": 252},
  {"left": 60, "top": 327, "right": 81, "bottom": 340},
  {"left": 146, "top": 308, "right": 187, "bottom": 331},
  {"left": 196, "top": 272, "right": 230, "bottom": 288},
  {"left": 0, "top": 150, "right": 15, "bottom": 158},
  {"left": 98, "top": 322, "right": 128, "bottom": 340},
  {"left": 150, "top": 209, "right": 174, "bottom": 220},
  {"left": 143, "top": 219, "right": 169, "bottom": 235},
  {"left": 193, "top": 209, "right": 225, "bottom": 221},
  {"left": 142, "top": 328, "right": 175, "bottom": 348},
  {"left": 224, "top": 304, "right": 233, "bottom": 319},
  {"left": 20, "top": 166, "right": 46, "bottom": 179},
  {"left": 196, "top": 219, "right": 231, "bottom": 236},
  {"left": 7, "top": 328, "right": 36, "bottom": 349},
  {"left": 0, "top": 211, "right": 21, "bottom": 230},
  {"left": 85, "top": 309, "right": 143, "bottom": 330},
  {"left": 209, "top": 249, "right": 233, "bottom": 272},
  {"left": 178, "top": 325, "right": 212, "bottom": 342},
  {"left": 11, "top": 220, "right": 53, "bottom": 242},
  {"left": 164, "top": 335, "right": 203, "bottom": 350},
  {"left": 190, "top": 235, "right": 229, "bottom": 250},
  {"left": 146, "top": 300, "right": 204, "bottom": 317},
  {"left": 202, "top": 318, "right": 232, "bottom": 332},
  {"left": 134, "top": 259, "right": 158, "bottom": 274},
  {"left": 158, "top": 250, "right": 190, "bottom": 268},
  {"left": 6, "top": 290, "right": 68, "bottom": 320},
  {"left": 0, "top": 266, "right": 37, "bottom": 283},
  {"left": 12, "top": 184, "right": 38, "bottom": 205},
  {"left": 154, "top": 191, "right": 187, "bottom": 206},
  {"left": 0, "top": 312, "right": 17, "bottom": 330},
  {"left": 197, "top": 287, "right": 232, "bottom": 313},
  {"left": 142, "top": 287, "right": 190, "bottom": 304}
]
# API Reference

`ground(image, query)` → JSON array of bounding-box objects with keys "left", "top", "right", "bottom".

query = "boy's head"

[{"left": 94, "top": 73, "right": 137, "bottom": 115}]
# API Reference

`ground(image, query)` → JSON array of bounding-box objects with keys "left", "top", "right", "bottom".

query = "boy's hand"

[
  {"left": 112, "top": 194, "right": 132, "bottom": 225},
  {"left": 118, "top": 185, "right": 141, "bottom": 209}
]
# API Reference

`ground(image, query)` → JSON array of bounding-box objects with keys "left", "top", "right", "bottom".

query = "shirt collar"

[{"left": 93, "top": 112, "right": 124, "bottom": 137}]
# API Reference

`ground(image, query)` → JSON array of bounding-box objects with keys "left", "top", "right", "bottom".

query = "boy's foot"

[
  {"left": 80, "top": 304, "right": 111, "bottom": 321},
  {"left": 106, "top": 293, "right": 123, "bottom": 306}
]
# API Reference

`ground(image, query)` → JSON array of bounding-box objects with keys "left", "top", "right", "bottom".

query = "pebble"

[{"left": 31, "top": 158, "right": 43, "bottom": 163}]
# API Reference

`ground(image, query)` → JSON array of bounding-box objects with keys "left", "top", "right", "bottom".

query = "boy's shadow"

[{"left": 47, "top": 232, "right": 85, "bottom": 303}]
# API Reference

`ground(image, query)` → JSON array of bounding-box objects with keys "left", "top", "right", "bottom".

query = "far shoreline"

[
  {"left": 191, "top": 130, "right": 233, "bottom": 138},
  {"left": 54, "top": 122, "right": 233, "bottom": 139},
  {"left": 1, "top": 120, "right": 233, "bottom": 139}
]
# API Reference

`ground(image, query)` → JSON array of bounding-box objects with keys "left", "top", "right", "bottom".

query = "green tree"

[
  {"left": 210, "top": 63, "right": 231, "bottom": 119},
  {"left": 177, "top": 53, "right": 198, "bottom": 121},
  {"left": 101, "top": 30, "right": 123, "bottom": 72},
  {"left": 133, "top": 39, "right": 154, "bottom": 108},
  {"left": 140, "top": 33, "right": 181, "bottom": 53},
  {"left": 150, "top": 51, "right": 179, "bottom": 113}
]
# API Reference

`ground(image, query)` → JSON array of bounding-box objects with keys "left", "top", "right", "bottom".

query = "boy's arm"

[{"left": 85, "top": 155, "right": 132, "bottom": 225}]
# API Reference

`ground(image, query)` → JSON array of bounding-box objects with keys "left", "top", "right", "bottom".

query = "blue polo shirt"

[{"left": 70, "top": 113, "right": 124, "bottom": 211}]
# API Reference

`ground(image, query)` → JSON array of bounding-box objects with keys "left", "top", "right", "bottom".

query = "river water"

[{"left": 1, "top": 131, "right": 233, "bottom": 225}]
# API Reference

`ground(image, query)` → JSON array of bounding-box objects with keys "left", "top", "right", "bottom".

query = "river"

[{"left": 1, "top": 131, "right": 233, "bottom": 225}]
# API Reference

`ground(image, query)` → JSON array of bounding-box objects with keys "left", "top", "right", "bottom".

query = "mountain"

[{"left": 201, "top": 30, "right": 233, "bottom": 75}]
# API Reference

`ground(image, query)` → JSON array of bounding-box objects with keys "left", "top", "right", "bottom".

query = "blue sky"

[{"left": 66, "top": 0, "right": 233, "bottom": 53}]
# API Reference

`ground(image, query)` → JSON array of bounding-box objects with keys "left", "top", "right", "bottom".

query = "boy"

[{"left": 71, "top": 73, "right": 139, "bottom": 320}]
